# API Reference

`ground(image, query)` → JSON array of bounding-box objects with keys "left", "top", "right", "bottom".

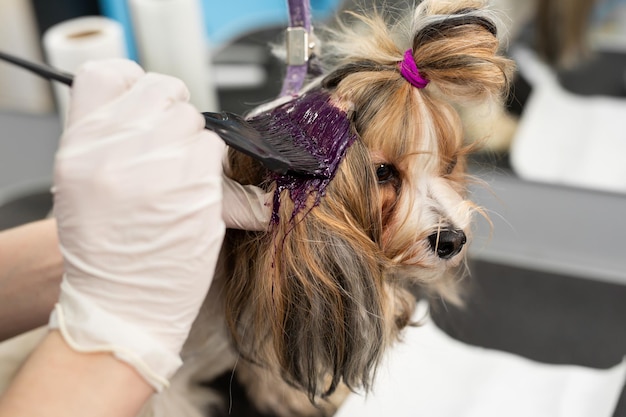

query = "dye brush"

[{"left": 0, "top": 50, "right": 324, "bottom": 177}]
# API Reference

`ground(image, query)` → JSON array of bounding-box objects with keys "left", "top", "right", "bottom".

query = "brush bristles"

[
  {"left": 247, "top": 117, "right": 325, "bottom": 177},
  {"left": 248, "top": 89, "right": 358, "bottom": 223}
]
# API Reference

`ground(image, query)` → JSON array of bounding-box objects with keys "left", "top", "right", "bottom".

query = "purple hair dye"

[{"left": 251, "top": 90, "right": 358, "bottom": 224}]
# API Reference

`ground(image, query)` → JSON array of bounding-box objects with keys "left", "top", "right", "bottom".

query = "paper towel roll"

[
  {"left": 129, "top": 0, "right": 218, "bottom": 111},
  {"left": 0, "top": 0, "right": 54, "bottom": 114},
  {"left": 43, "top": 16, "right": 128, "bottom": 123}
]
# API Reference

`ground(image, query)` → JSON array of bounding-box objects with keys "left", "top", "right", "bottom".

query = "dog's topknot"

[{"left": 321, "top": 0, "right": 514, "bottom": 103}]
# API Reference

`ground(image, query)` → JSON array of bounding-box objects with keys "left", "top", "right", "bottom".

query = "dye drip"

[{"left": 250, "top": 90, "right": 357, "bottom": 223}]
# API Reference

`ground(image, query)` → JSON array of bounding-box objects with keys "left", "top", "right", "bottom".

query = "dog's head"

[{"left": 223, "top": 0, "right": 514, "bottom": 403}]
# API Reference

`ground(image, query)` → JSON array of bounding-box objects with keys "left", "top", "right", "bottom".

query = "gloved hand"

[
  {"left": 222, "top": 175, "right": 271, "bottom": 231},
  {"left": 50, "top": 59, "right": 229, "bottom": 391}
]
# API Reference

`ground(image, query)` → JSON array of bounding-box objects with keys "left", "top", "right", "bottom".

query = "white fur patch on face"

[{"left": 383, "top": 163, "right": 472, "bottom": 268}]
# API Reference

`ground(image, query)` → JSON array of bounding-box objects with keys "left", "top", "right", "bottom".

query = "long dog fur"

[{"left": 142, "top": 1, "right": 516, "bottom": 416}]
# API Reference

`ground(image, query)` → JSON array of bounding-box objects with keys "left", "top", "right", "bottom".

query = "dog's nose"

[{"left": 428, "top": 229, "right": 467, "bottom": 259}]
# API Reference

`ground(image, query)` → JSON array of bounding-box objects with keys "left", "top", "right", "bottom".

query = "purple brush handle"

[
  {"left": 279, "top": 0, "right": 311, "bottom": 97},
  {"left": 287, "top": 0, "right": 311, "bottom": 29}
]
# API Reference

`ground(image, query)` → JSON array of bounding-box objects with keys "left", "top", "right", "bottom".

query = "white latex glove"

[
  {"left": 49, "top": 59, "right": 226, "bottom": 391},
  {"left": 222, "top": 175, "right": 271, "bottom": 231}
]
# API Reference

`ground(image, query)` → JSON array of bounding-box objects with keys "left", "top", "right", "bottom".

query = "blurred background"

[{"left": 0, "top": 0, "right": 624, "bottom": 415}]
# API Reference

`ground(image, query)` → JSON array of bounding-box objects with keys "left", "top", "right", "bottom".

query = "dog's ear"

[{"left": 224, "top": 141, "right": 394, "bottom": 401}]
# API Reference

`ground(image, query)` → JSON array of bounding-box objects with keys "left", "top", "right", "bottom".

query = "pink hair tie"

[{"left": 398, "top": 49, "right": 429, "bottom": 89}]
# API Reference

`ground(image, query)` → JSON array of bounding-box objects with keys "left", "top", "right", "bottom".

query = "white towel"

[
  {"left": 509, "top": 47, "right": 626, "bottom": 194},
  {"left": 335, "top": 301, "right": 626, "bottom": 417}
]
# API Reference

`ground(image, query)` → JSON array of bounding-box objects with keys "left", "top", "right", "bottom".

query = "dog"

[{"left": 136, "top": 1, "right": 516, "bottom": 416}]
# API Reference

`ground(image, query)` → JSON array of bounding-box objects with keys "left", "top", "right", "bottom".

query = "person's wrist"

[{"left": 49, "top": 280, "right": 182, "bottom": 391}]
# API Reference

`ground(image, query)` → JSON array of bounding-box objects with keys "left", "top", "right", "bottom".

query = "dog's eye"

[
  {"left": 445, "top": 157, "right": 458, "bottom": 175},
  {"left": 376, "top": 163, "right": 397, "bottom": 183}
]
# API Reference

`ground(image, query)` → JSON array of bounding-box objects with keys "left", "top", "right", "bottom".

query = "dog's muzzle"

[{"left": 428, "top": 229, "right": 467, "bottom": 259}]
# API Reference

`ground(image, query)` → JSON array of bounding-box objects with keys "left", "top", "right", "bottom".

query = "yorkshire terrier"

[{"left": 141, "top": 1, "right": 516, "bottom": 416}]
